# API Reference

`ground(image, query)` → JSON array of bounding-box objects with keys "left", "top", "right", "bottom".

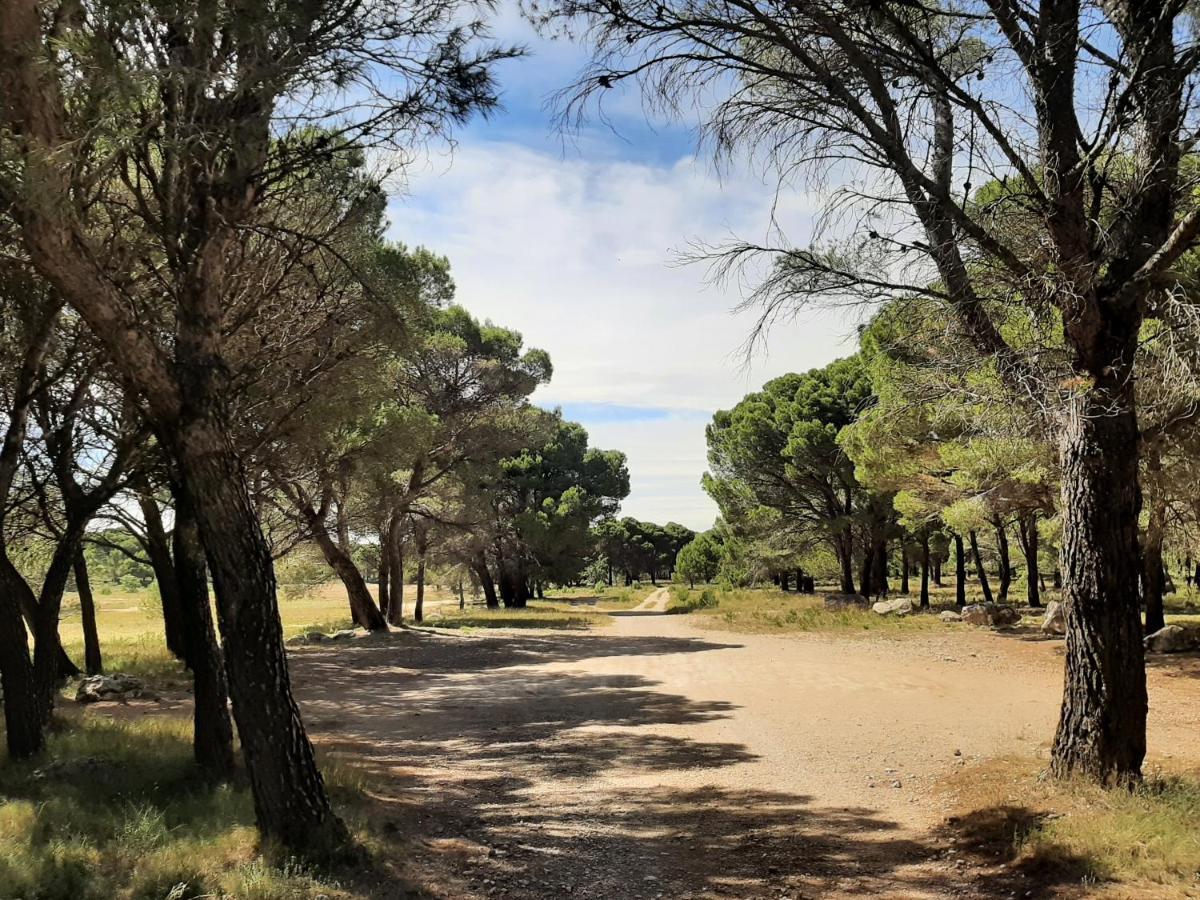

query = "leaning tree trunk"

[
  {"left": 474, "top": 553, "right": 498, "bottom": 609},
  {"left": 1141, "top": 446, "right": 1167, "bottom": 636},
  {"left": 172, "top": 493, "right": 235, "bottom": 780},
  {"left": 954, "top": 534, "right": 966, "bottom": 607},
  {"left": 309, "top": 523, "right": 386, "bottom": 631},
  {"left": 171, "top": 413, "right": 346, "bottom": 855},
  {"left": 73, "top": 551, "right": 102, "bottom": 675},
  {"left": 969, "top": 531, "right": 994, "bottom": 604},
  {"left": 1050, "top": 380, "right": 1147, "bottom": 785}
]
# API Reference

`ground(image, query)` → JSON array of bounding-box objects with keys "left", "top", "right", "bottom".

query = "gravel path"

[{"left": 290, "top": 608, "right": 1200, "bottom": 899}]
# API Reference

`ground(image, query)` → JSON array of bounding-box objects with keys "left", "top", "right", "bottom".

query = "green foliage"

[{"left": 675, "top": 532, "right": 721, "bottom": 586}]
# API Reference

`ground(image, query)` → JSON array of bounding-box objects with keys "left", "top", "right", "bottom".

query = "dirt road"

[{"left": 290, "top": 606, "right": 1200, "bottom": 899}]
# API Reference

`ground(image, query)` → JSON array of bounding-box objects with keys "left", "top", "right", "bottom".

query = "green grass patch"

[
  {"left": 0, "top": 716, "right": 375, "bottom": 899},
  {"left": 678, "top": 587, "right": 958, "bottom": 634},
  {"left": 424, "top": 599, "right": 613, "bottom": 630},
  {"left": 545, "top": 584, "right": 656, "bottom": 610},
  {"left": 666, "top": 586, "right": 719, "bottom": 614}
]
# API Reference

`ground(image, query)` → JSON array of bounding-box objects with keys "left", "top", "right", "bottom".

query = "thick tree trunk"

[
  {"left": 969, "top": 531, "right": 994, "bottom": 604},
  {"left": 74, "top": 551, "right": 102, "bottom": 675},
  {"left": 954, "top": 534, "right": 966, "bottom": 607},
  {"left": 171, "top": 419, "right": 346, "bottom": 855},
  {"left": 919, "top": 534, "right": 930, "bottom": 609},
  {"left": 474, "top": 554, "right": 498, "bottom": 608},
  {"left": 0, "top": 560, "right": 43, "bottom": 758},
  {"left": 836, "top": 531, "right": 855, "bottom": 595},
  {"left": 933, "top": 557, "right": 943, "bottom": 587},
  {"left": 994, "top": 518, "right": 1011, "bottom": 603},
  {"left": 172, "top": 494, "right": 235, "bottom": 780},
  {"left": 310, "top": 525, "right": 386, "bottom": 631},
  {"left": 1141, "top": 447, "right": 1167, "bottom": 635},
  {"left": 1050, "top": 387, "right": 1147, "bottom": 785},
  {"left": 139, "top": 494, "right": 187, "bottom": 661}
]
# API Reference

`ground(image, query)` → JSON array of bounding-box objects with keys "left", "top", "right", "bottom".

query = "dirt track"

[{"left": 290, "top": 598, "right": 1200, "bottom": 899}]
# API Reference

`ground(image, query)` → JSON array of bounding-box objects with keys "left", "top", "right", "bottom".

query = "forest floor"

[{"left": 280, "top": 588, "right": 1200, "bottom": 899}]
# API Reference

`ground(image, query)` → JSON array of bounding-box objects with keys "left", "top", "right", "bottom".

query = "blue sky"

[{"left": 386, "top": 7, "right": 860, "bottom": 530}]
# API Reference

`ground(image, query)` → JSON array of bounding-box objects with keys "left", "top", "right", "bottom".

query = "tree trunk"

[
  {"left": 413, "top": 525, "right": 427, "bottom": 624},
  {"left": 954, "top": 534, "right": 966, "bottom": 607},
  {"left": 836, "top": 531, "right": 855, "bottom": 594},
  {"left": 933, "top": 558, "right": 943, "bottom": 587},
  {"left": 994, "top": 517, "right": 1011, "bottom": 603},
  {"left": 900, "top": 546, "right": 910, "bottom": 595},
  {"left": 1050, "top": 385, "right": 1147, "bottom": 785},
  {"left": 377, "top": 528, "right": 391, "bottom": 618},
  {"left": 74, "top": 551, "right": 102, "bottom": 675},
  {"left": 474, "top": 554, "right": 498, "bottom": 608},
  {"left": 138, "top": 494, "right": 187, "bottom": 661},
  {"left": 171, "top": 419, "right": 346, "bottom": 855},
  {"left": 919, "top": 534, "right": 930, "bottom": 609},
  {"left": 0, "top": 560, "right": 43, "bottom": 758},
  {"left": 172, "top": 492, "right": 235, "bottom": 780},
  {"left": 1141, "top": 447, "right": 1167, "bottom": 635},
  {"left": 1018, "top": 514, "right": 1042, "bottom": 608},
  {"left": 386, "top": 515, "right": 405, "bottom": 625},
  {"left": 969, "top": 530, "right": 994, "bottom": 604},
  {"left": 310, "top": 524, "right": 386, "bottom": 631}
]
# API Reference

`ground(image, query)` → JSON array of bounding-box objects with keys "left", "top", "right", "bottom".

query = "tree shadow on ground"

[{"left": 291, "top": 629, "right": 1101, "bottom": 899}]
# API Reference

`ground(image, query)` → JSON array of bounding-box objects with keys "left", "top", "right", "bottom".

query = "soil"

[{"left": 278, "top": 589, "right": 1200, "bottom": 899}]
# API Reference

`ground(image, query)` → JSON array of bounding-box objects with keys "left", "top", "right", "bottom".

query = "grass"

[
  {"left": 940, "top": 757, "right": 1200, "bottom": 896},
  {"left": 423, "top": 598, "right": 615, "bottom": 630},
  {"left": 0, "top": 715, "right": 382, "bottom": 900},
  {"left": 672, "top": 585, "right": 966, "bottom": 635}
]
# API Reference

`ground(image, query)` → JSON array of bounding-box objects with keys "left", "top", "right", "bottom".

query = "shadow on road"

[{"left": 291, "top": 629, "right": 1092, "bottom": 899}]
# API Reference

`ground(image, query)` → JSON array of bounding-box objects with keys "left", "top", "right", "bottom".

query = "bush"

[{"left": 667, "top": 587, "right": 719, "bottom": 614}]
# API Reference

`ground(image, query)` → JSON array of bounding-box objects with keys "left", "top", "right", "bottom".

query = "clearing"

[{"left": 278, "top": 589, "right": 1200, "bottom": 899}]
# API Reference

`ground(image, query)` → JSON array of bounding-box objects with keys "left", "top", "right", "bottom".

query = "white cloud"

[{"left": 389, "top": 139, "right": 864, "bottom": 528}]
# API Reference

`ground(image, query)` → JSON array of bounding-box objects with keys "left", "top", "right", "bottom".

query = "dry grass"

[{"left": 938, "top": 756, "right": 1200, "bottom": 897}]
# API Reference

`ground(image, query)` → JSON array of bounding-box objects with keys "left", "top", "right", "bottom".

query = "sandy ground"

[{"left": 282, "top": 597, "right": 1200, "bottom": 899}]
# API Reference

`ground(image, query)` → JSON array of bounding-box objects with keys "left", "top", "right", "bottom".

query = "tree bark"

[
  {"left": 1017, "top": 514, "right": 1042, "bottom": 608},
  {"left": 994, "top": 518, "right": 1012, "bottom": 603},
  {"left": 900, "top": 545, "right": 910, "bottom": 595},
  {"left": 836, "top": 531, "right": 855, "bottom": 595},
  {"left": 969, "top": 530, "right": 994, "bottom": 604},
  {"left": 74, "top": 550, "right": 102, "bottom": 675},
  {"left": 309, "top": 524, "right": 386, "bottom": 631},
  {"left": 172, "top": 493, "right": 235, "bottom": 780},
  {"left": 138, "top": 494, "right": 187, "bottom": 661},
  {"left": 377, "top": 530, "right": 390, "bottom": 619},
  {"left": 919, "top": 533, "right": 930, "bottom": 609},
  {"left": 413, "top": 523, "right": 427, "bottom": 624},
  {"left": 0, "top": 560, "right": 43, "bottom": 758},
  {"left": 387, "top": 514, "right": 405, "bottom": 625},
  {"left": 474, "top": 553, "right": 498, "bottom": 608},
  {"left": 171, "top": 417, "right": 346, "bottom": 854},
  {"left": 954, "top": 534, "right": 966, "bottom": 607},
  {"left": 1050, "top": 386, "right": 1147, "bottom": 785}
]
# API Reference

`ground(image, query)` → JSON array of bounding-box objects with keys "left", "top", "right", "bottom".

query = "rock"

[
  {"left": 1041, "top": 601, "right": 1066, "bottom": 635},
  {"left": 328, "top": 630, "right": 357, "bottom": 641},
  {"left": 824, "top": 593, "right": 869, "bottom": 610},
  {"left": 961, "top": 603, "right": 1021, "bottom": 627},
  {"left": 1145, "top": 624, "right": 1200, "bottom": 654},
  {"left": 939, "top": 610, "right": 962, "bottom": 623},
  {"left": 872, "top": 597, "right": 914, "bottom": 617},
  {"left": 75, "top": 673, "right": 155, "bottom": 703},
  {"left": 304, "top": 631, "right": 326, "bottom": 643}
]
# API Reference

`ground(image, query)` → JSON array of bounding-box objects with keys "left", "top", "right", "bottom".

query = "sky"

[{"left": 386, "top": 6, "right": 863, "bottom": 531}]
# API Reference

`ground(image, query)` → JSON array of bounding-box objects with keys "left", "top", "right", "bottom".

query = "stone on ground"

[
  {"left": 75, "top": 673, "right": 156, "bottom": 703},
  {"left": 1040, "top": 601, "right": 1066, "bottom": 635},
  {"left": 1145, "top": 624, "right": 1200, "bottom": 654},
  {"left": 872, "top": 597, "right": 914, "bottom": 617}
]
